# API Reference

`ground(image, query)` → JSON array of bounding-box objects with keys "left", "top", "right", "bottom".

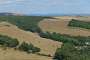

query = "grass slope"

[{"left": 0, "top": 22, "right": 61, "bottom": 58}]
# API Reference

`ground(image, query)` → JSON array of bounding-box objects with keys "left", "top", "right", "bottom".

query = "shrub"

[
  {"left": 18, "top": 42, "right": 40, "bottom": 53},
  {"left": 0, "top": 35, "right": 19, "bottom": 47},
  {"left": 18, "top": 42, "right": 29, "bottom": 52},
  {"left": 32, "top": 47, "right": 40, "bottom": 53}
]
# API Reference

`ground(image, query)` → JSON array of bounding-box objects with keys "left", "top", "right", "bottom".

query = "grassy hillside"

[
  {"left": 39, "top": 17, "right": 90, "bottom": 36},
  {"left": 0, "top": 22, "right": 61, "bottom": 57},
  {"left": 0, "top": 16, "right": 90, "bottom": 60},
  {"left": 39, "top": 16, "right": 90, "bottom": 60},
  {"left": 0, "top": 16, "right": 50, "bottom": 33}
]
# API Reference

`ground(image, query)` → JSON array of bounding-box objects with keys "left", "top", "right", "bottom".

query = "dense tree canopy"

[
  {"left": 0, "top": 16, "right": 51, "bottom": 33},
  {"left": 68, "top": 19, "right": 90, "bottom": 29},
  {"left": 54, "top": 43, "right": 90, "bottom": 60}
]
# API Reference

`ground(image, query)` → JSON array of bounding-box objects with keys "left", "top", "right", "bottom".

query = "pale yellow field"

[
  {"left": 0, "top": 48, "right": 52, "bottom": 60},
  {"left": 39, "top": 16, "right": 90, "bottom": 36},
  {"left": 0, "top": 22, "right": 62, "bottom": 60}
]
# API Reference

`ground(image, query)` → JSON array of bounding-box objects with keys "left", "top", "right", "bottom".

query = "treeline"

[
  {"left": 0, "top": 16, "right": 51, "bottom": 33},
  {"left": 39, "top": 32, "right": 90, "bottom": 46},
  {"left": 68, "top": 19, "right": 90, "bottom": 29},
  {"left": 0, "top": 35, "right": 40, "bottom": 53},
  {"left": 38, "top": 32, "right": 90, "bottom": 60}
]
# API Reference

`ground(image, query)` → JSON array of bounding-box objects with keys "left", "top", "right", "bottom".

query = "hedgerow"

[{"left": 68, "top": 19, "right": 90, "bottom": 29}]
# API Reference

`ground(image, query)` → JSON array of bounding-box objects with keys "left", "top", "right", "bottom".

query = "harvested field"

[
  {"left": 0, "top": 48, "right": 52, "bottom": 60},
  {"left": 0, "top": 22, "right": 62, "bottom": 60},
  {"left": 39, "top": 16, "right": 90, "bottom": 36}
]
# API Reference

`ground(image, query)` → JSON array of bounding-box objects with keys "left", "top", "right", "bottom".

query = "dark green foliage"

[
  {"left": 54, "top": 43, "right": 90, "bottom": 60},
  {"left": 39, "top": 31, "right": 90, "bottom": 60},
  {"left": 68, "top": 19, "right": 90, "bottom": 29},
  {"left": 39, "top": 32, "right": 90, "bottom": 46},
  {"left": 54, "top": 43, "right": 75, "bottom": 60},
  {"left": 0, "top": 35, "right": 19, "bottom": 47},
  {"left": 31, "top": 47, "right": 41, "bottom": 53},
  {"left": 0, "top": 35, "right": 40, "bottom": 54},
  {"left": 18, "top": 42, "right": 40, "bottom": 53},
  {"left": 18, "top": 42, "right": 29, "bottom": 52},
  {"left": 0, "top": 16, "right": 49, "bottom": 33}
]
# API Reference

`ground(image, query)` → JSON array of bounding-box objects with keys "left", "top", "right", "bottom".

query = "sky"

[{"left": 0, "top": 0, "right": 90, "bottom": 15}]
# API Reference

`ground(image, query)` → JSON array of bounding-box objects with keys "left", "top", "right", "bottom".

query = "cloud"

[
  {"left": 0, "top": 0, "right": 25, "bottom": 4},
  {"left": 0, "top": 0, "right": 90, "bottom": 15},
  {"left": 0, "top": 0, "right": 12, "bottom": 4},
  {"left": 16, "top": 0, "right": 25, "bottom": 2}
]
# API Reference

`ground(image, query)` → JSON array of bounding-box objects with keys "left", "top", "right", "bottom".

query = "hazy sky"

[{"left": 0, "top": 0, "right": 90, "bottom": 15}]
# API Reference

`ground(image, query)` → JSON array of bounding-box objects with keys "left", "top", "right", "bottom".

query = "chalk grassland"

[
  {"left": 39, "top": 16, "right": 90, "bottom": 36},
  {"left": 0, "top": 22, "right": 62, "bottom": 60}
]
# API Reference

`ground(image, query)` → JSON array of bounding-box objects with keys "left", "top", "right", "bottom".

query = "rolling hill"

[
  {"left": 0, "top": 16, "right": 90, "bottom": 60},
  {"left": 0, "top": 22, "right": 62, "bottom": 60}
]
